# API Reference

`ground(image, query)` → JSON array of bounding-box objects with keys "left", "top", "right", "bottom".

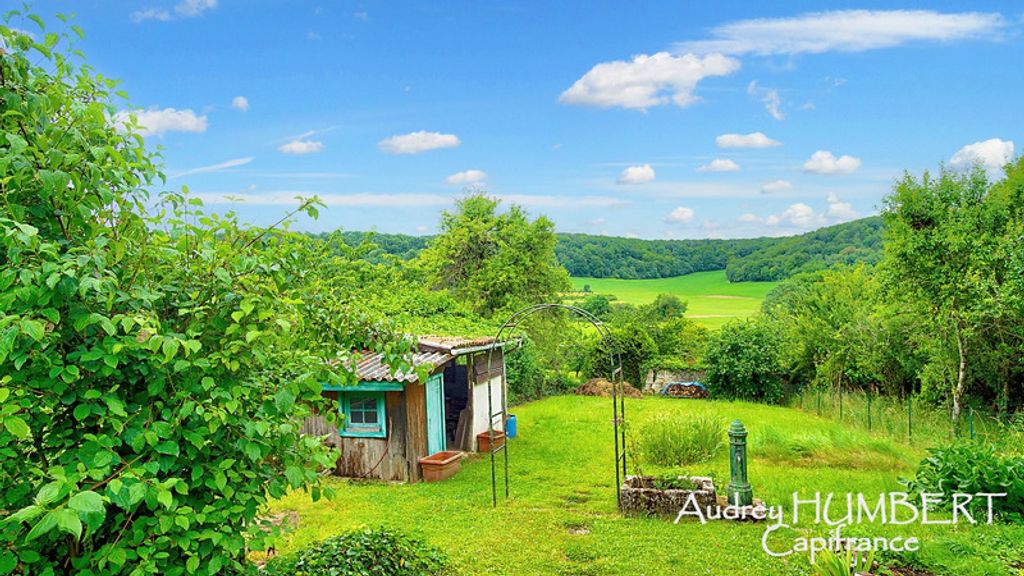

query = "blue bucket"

[{"left": 506, "top": 414, "right": 517, "bottom": 438}]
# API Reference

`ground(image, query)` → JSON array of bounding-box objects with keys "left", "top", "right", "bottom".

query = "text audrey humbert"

[{"left": 675, "top": 491, "right": 1007, "bottom": 563}]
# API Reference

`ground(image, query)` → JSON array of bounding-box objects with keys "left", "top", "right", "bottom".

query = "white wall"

[{"left": 472, "top": 373, "right": 504, "bottom": 447}]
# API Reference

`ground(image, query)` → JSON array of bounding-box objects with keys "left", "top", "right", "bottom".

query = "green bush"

[
  {"left": 704, "top": 319, "right": 784, "bottom": 403},
  {"left": 264, "top": 527, "right": 449, "bottom": 576},
  {"left": 901, "top": 442, "right": 1024, "bottom": 522},
  {"left": 637, "top": 413, "right": 724, "bottom": 467},
  {"left": 0, "top": 14, "right": 419, "bottom": 573}
]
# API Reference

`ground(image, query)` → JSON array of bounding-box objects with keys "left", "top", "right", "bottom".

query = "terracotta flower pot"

[
  {"left": 418, "top": 451, "right": 462, "bottom": 482},
  {"left": 476, "top": 430, "right": 505, "bottom": 452}
]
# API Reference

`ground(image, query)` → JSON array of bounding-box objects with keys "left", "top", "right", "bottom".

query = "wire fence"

[{"left": 790, "top": 388, "right": 1017, "bottom": 447}]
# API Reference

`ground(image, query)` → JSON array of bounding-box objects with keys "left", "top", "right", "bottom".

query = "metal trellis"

[{"left": 484, "top": 303, "right": 627, "bottom": 509}]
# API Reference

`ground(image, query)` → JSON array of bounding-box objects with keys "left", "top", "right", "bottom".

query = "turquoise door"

[{"left": 425, "top": 373, "right": 446, "bottom": 454}]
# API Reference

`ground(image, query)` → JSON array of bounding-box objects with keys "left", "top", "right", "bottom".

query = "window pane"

[{"left": 346, "top": 396, "right": 380, "bottom": 429}]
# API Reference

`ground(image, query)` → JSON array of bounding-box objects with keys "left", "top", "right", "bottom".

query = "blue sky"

[{"left": 16, "top": 1, "right": 1023, "bottom": 238}]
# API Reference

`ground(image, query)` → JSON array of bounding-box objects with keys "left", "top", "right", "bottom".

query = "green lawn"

[
  {"left": 569, "top": 271, "right": 778, "bottom": 328},
  {"left": 268, "top": 396, "right": 1024, "bottom": 575}
]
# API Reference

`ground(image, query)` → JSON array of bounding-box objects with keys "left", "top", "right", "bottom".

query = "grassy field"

[
  {"left": 268, "top": 396, "right": 1024, "bottom": 575},
  {"left": 569, "top": 271, "right": 778, "bottom": 327}
]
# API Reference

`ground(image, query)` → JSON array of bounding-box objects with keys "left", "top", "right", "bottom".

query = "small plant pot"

[
  {"left": 476, "top": 430, "right": 506, "bottom": 452},
  {"left": 418, "top": 451, "right": 463, "bottom": 482}
]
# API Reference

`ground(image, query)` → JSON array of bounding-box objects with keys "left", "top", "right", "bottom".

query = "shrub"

[
  {"left": 0, "top": 14, "right": 418, "bottom": 573},
  {"left": 586, "top": 321, "right": 658, "bottom": 388},
  {"left": 637, "top": 413, "right": 724, "bottom": 467},
  {"left": 704, "top": 319, "right": 784, "bottom": 403},
  {"left": 264, "top": 527, "right": 449, "bottom": 576},
  {"left": 901, "top": 442, "right": 1024, "bottom": 522}
]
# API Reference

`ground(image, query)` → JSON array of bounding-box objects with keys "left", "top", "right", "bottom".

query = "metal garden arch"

[{"left": 483, "top": 303, "right": 627, "bottom": 509}]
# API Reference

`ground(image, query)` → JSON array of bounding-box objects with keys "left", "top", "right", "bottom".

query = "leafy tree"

[
  {"left": 641, "top": 293, "right": 687, "bottom": 322},
  {"left": 418, "top": 194, "right": 570, "bottom": 316},
  {"left": 882, "top": 167, "right": 1004, "bottom": 421},
  {"left": 586, "top": 321, "right": 657, "bottom": 387},
  {"left": 0, "top": 16, "right": 411, "bottom": 574},
  {"left": 577, "top": 294, "right": 612, "bottom": 319},
  {"left": 704, "top": 319, "right": 784, "bottom": 403}
]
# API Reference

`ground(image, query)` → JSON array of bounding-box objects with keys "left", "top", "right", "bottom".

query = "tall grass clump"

[{"left": 637, "top": 413, "right": 725, "bottom": 467}]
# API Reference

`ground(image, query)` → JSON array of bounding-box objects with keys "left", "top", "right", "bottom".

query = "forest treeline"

[{"left": 328, "top": 216, "right": 885, "bottom": 282}]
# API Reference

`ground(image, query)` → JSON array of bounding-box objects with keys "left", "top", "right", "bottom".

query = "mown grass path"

[{"left": 270, "top": 396, "right": 1024, "bottom": 575}]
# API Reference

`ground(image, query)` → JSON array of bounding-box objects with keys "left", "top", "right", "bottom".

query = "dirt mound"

[{"left": 575, "top": 378, "right": 643, "bottom": 398}]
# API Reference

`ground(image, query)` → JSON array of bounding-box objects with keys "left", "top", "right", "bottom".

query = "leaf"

[
  {"left": 68, "top": 491, "right": 104, "bottom": 515},
  {"left": 156, "top": 489, "right": 173, "bottom": 510},
  {"left": 0, "top": 551, "right": 16, "bottom": 576},
  {"left": 186, "top": 555, "right": 199, "bottom": 573},
  {"left": 6, "top": 505, "right": 43, "bottom": 524},
  {"left": 274, "top": 389, "right": 295, "bottom": 413},
  {"left": 54, "top": 508, "right": 82, "bottom": 540},
  {"left": 35, "top": 481, "right": 62, "bottom": 506},
  {"left": 155, "top": 441, "right": 179, "bottom": 456},
  {"left": 107, "top": 547, "right": 127, "bottom": 566},
  {"left": 162, "top": 338, "right": 180, "bottom": 362},
  {"left": 3, "top": 416, "right": 30, "bottom": 439},
  {"left": 73, "top": 404, "right": 92, "bottom": 421},
  {"left": 20, "top": 319, "right": 44, "bottom": 342},
  {"left": 25, "top": 511, "right": 57, "bottom": 541}
]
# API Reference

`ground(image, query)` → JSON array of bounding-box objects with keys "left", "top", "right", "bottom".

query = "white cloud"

[
  {"left": 278, "top": 139, "right": 324, "bottom": 155},
  {"left": 677, "top": 10, "right": 1005, "bottom": 55},
  {"left": 760, "top": 179, "right": 793, "bottom": 194},
  {"left": 559, "top": 51, "right": 740, "bottom": 110},
  {"left": 379, "top": 131, "right": 461, "bottom": 155},
  {"left": 231, "top": 96, "right": 249, "bottom": 111},
  {"left": 617, "top": 164, "right": 656, "bottom": 185},
  {"left": 664, "top": 206, "right": 695, "bottom": 224},
  {"left": 715, "top": 132, "right": 782, "bottom": 148},
  {"left": 740, "top": 193, "right": 857, "bottom": 231},
  {"left": 762, "top": 89, "right": 784, "bottom": 120},
  {"left": 590, "top": 217, "right": 607, "bottom": 226},
  {"left": 803, "top": 150, "right": 862, "bottom": 175},
  {"left": 949, "top": 138, "right": 1015, "bottom": 175},
  {"left": 748, "top": 81, "right": 784, "bottom": 120},
  {"left": 767, "top": 203, "right": 826, "bottom": 228},
  {"left": 697, "top": 158, "right": 740, "bottom": 173},
  {"left": 172, "top": 157, "right": 253, "bottom": 178},
  {"left": 445, "top": 169, "right": 488, "bottom": 185},
  {"left": 132, "top": 0, "right": 217, "bottom": 22},
  {"left": 116, "top": 107, "right": 207, "bottom": 136},
  {"left": 826, "top": 192, "right": 858, "bottom": 221}
]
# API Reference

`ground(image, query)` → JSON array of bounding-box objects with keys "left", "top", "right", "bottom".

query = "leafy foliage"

[
  {"left": 901, "top": 442, "right": 1024, "bottom": 523},
  {"left": 586, "top": 321, "right": 657, "bottom": 388},
  {"left": 418, "top": 194, "right": 570, "bottom": 316},
  {"left": 704, "top": 319, "right": 784, "bottom": 403},
  {"left": 881, "top": 163, "right": 1024, "bottom": 420},
  {"left": 0, "top": 15, "right": 413, "bottom": 574},
  {"left": 725, "top": 217, "right": 884, "bottom": 282},
  {"left": 637, "top": 413, "right": 724, "bottom": 467},
  {"left": 262, "top": 527, "right": 449, "bottom": 576},
  {"left": 321, "top": 218, "right": 884, "bottom": 283}
]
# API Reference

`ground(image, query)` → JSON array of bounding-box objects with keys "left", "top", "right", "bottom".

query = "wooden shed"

[{"left": 301, "top": 336, "right": 508, "bottom": 482}]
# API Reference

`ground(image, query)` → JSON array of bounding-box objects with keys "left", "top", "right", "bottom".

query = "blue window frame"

[{"left": 339, "top": 391, "right": 387, "bottom": 438}]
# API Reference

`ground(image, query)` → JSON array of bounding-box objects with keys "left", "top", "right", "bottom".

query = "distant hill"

[
  {"left": 322, "top": 216, "right": 885, "bottom": 282},
  {"left": 724, "top": 217, "right": 884, "bottom": 282}
]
